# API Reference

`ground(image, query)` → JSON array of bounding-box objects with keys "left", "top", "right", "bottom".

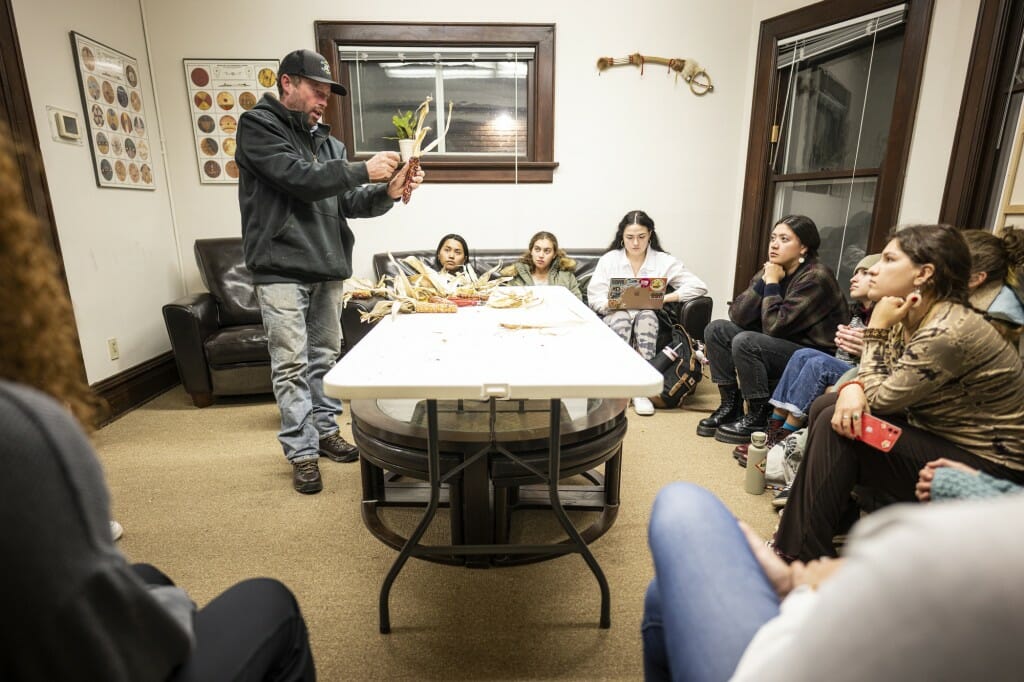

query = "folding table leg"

[
  {"left": 378, "top": 399, "right": 441, "bottom": 633},
  {"left": 545, "top": 399, "right": 612, "bottom": 628}
]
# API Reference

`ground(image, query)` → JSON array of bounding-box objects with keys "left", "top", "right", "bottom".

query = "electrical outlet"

[{"left": 107, "top": 337, "right": 120, "bottom": 361}]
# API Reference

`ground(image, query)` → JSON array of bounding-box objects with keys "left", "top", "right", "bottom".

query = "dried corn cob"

[
  {"left": 402, "top": 157, "right": 420, "bottom": 204},
  {"left": 413, "top": 299, "right": 457, "bottom": 313}
]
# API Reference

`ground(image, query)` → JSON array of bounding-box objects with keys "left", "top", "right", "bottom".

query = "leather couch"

[
  {"left": 163, "top": 238, "right": 277, "bottom": 407},
  {"left": 164, "top": 241, "right": 713, "bottom": 407},
  {"left": 342, "top": 248, "right": 713, "bottom": 352}
]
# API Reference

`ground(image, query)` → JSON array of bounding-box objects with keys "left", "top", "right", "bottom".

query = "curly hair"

[
  {"left": 0, "top": 131, "right": 103, "bottom": 430},
  {"left": 516, "top": 231, "right": 567, "bottom": 272}
]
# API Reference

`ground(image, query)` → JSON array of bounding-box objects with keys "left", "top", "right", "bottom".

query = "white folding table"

[{"left": 324, "top": 285, "right": 662, "bottom": 632}]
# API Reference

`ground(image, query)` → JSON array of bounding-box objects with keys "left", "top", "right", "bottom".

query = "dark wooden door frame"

[
  {"left": 733, "top": 0, "right": 935, "bottom": 296},
  {"left": 940, "top": 0, "right": 1022, "bottom": 228},
  {"left": 1, "top": 0, "right": 63, "bottom": 261}
]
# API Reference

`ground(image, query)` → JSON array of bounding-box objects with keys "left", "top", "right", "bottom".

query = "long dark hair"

[
  {"left": 607, "top": 209, "right": 666, "bottom": 253},
  {"left": 775, "top": 214, "right": 820, "bottom": 259},
  {"left": 434, "top": 233, "right": 469, "bottom": 272},
  {"left": 890, "top": 224, "right": 971, "bottom": 304}
]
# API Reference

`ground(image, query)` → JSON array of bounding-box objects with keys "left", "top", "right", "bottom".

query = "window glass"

[
  {"left": 779, "top": 32, "right": 903, "bottom": 174},
  {"left": 342, "top": 48, "right": 530, "bottom": 157},
  {"left": 773, "top": 177, "right": 877, "bottom": 287}
]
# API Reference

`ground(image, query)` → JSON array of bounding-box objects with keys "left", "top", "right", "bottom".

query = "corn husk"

[{"left": 486, "top": 290, "right": 540, "bottom": 309}]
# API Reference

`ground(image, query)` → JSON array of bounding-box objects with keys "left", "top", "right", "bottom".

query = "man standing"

[{"left": 236, "top": 49, "right": 423, "bottom": 494}]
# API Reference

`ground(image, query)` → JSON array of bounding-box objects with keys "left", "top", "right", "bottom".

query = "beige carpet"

[{"left": 94, "top": 379, "right": 778, "bottom": 681}]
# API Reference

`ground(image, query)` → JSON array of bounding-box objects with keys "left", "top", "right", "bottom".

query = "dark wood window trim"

[
  {"left": 315, "top": 21, "right": 557, "bottom": 183},
  {"left": 940, "top": 0, "right": 1022, "bottom": 227},
  {"left": 733, "top": 0, "right": 934, "bottom": 295}
]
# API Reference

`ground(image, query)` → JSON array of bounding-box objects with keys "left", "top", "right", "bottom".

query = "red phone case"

[{"left": 857, "top": 413, "right": 902, "bottom": 452}]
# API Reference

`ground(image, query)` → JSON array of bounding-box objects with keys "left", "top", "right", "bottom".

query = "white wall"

[
  {"left": 11, "top": 0, "right": 981, "bottom": 384},
  {"left": 144, "top": 0, "right": 760, "bottom": 302},
  {"left": 12, "top": 0, "right": 184, "bottom": 384},
  {"left": 898, "top": 0, "right": 981, "bottom": 225}
]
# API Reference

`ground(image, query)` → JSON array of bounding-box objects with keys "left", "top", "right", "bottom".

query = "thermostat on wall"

[{"left": 46, "top": 106, "right": 84, "bottom": 144}]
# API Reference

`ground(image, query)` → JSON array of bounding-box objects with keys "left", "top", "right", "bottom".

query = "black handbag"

[{"left": 650, "top": 323, "right": 702, "bottom": 408}]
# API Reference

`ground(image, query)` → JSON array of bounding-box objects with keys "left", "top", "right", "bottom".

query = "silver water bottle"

[{"left": 744, "top": 431, "right": 768, "bottom": 495}]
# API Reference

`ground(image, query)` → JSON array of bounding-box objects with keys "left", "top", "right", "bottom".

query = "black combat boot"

[
  {"left": 715, "top": 399, "right": 773, "bottom": 444},
  {"left": 696, "top": 384, "right": 744, "bottom": 437}
]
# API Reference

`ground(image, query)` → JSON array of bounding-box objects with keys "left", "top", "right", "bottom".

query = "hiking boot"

[
  {"left": 733, "top": 418, "right": 785, "bottom": 465},
  {"left": 715, "top": 399, "right": 772, "bottom": 444},
  {"left": 696, "top": 384, "right": 744, "bottom": 437},
  {"left": 319, "top": 432, "right": 358, "bottom": 463},
  {"left": 293, "top": 459, "right": 323, "bottom": 494}
]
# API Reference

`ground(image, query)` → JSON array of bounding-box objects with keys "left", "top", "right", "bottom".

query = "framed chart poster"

[
  {"left": 184, "top": 59, "right": 279, "bottom": 184},
  {"left": 70, "top": 32, "right": 155, "bottom": 190}
]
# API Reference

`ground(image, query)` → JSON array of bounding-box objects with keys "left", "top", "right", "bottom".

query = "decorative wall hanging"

[
  {"left": 183, "top": 58, "right": 279, "bottom": 184},
  {"left": 71, "top": 32, "right": 156, "bottom": 189},
  {"left": 596, "top": 53, "right": 713, "bottom": 96}
]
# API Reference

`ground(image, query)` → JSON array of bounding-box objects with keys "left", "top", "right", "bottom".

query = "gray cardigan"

[{"left": 0, "top": 382, "right": 194, "bottom": 681}]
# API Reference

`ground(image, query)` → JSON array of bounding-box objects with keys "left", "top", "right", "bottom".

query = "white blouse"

[{"left": 586, "top": 248, "right": 708, "bottom": 315}]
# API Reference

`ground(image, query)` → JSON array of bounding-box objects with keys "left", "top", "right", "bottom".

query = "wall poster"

[
  {"left": 183, "top": 59, "right": 279, "bottom": 184},
  {"left": 70, "top": 32, "right": 156, "bottom": 190}
]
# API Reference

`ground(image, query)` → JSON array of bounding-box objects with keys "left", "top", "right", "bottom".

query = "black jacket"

[{"left": 235, "top": 94, "right": 395, "bottom": 283}]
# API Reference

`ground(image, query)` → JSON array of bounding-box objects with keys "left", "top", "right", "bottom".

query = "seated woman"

[
  {"left": 2, "top": 383, "right": 315, "bottom": 681},
  {"left": 0, "top": 130, "right": 314, "bottom": 681},
  {"left": 586, "top": 210, "right": 708, "bottom": 416},
  {"left": 773, "top": 224, "right": 1024, "bottom": 562},
  {"left": 963, "top": 227, "right": 1024, "bottom": 344},
  {"left": 501, "top": 230, "right": 582, "bottom": 300},
  {"left": 698, "top": 215, "right": 848, "bottom": 443},
  {"left": 643, "top": 482, "right": 1024, "bottom": 681},
  {"left": 434, "top": 233, "right": 469, "bottom": 274},
  {"left": 733, "top": 253, "right": 879, "bottom": 463}
]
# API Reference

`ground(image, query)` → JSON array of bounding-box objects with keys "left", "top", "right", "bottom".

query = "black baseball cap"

[{"left": 278, "top": 49, "right": 347, "bottom": 96}]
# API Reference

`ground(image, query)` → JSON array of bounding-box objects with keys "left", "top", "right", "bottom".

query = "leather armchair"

[
  {"left": 163, "top": 238, "right": 274, "bottom": 407},
  {"left": 342, "top": 248, "right": 713, "bottom": 352}
]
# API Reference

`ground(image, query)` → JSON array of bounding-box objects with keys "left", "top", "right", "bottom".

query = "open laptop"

[{"left": 608, "top": 277, "right": 668, "bottom": 310}]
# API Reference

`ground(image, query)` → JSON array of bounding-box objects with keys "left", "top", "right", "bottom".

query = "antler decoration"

[{"left": 597, "top": 53, "right": 713, "bottom": 96}]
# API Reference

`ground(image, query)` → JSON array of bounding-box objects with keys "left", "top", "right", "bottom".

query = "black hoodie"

[{"left": 235, "top": 94, "right": 395, "bottom": 283}]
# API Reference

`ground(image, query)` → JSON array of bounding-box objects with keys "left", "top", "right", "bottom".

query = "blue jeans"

[
  {"left": 769, "top": 347, "right": 852, "bottom": 419},
  {"left": 256, "top": 281, "right": 344, "bottom": 463},
  {"left": 642, "top": 483, "right": 779, "bottom": 681}
]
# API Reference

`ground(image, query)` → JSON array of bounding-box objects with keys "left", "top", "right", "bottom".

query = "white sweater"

[{"left": 586, "top": 248, "right": 708, "bottom": 315}]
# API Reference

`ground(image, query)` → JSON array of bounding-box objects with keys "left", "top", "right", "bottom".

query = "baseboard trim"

[{"left": 92, "top": 352, "right": 180, "bottom": 424}]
